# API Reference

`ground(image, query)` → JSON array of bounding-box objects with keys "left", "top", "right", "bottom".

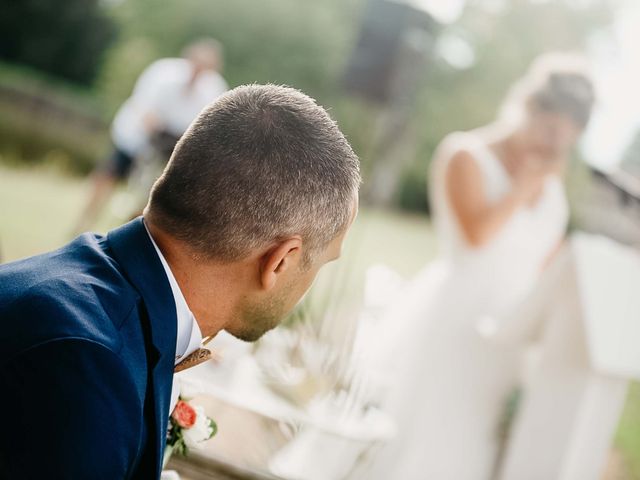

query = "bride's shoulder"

[
  {"left": 434, "top": 130, "right": 482, "bottom": 164},
  {"left": 439, "top": 128, "right": 488, "bottom": 152}
]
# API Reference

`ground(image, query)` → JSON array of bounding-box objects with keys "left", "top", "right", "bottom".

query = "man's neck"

[{"left": 144, "top": 221, "right": 240, "bottom": 338}]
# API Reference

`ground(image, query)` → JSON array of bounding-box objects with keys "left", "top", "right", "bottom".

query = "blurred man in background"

[{"left": 73, "top": 38, "right": 228, "bottom": 234}]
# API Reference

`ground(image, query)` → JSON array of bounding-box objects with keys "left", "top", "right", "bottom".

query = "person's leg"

[
  {"left": 71, "top": 147, "right": 134, "bottom": 236},
  {"left": 123, "top": 130, "right": 181, "bottom": 221}
]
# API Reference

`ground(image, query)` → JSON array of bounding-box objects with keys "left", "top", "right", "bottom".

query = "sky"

[{"left": 581, "top": 0, "right": 640, "bottom": 171}]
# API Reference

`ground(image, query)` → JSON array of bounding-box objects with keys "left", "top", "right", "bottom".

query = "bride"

[{"left": 364, "top": 54, "right": 595, "bottom": 479}]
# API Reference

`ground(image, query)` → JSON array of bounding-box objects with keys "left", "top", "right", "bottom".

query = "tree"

[{"left": 0, "top": 0, "right": 116, "bottom": 85}]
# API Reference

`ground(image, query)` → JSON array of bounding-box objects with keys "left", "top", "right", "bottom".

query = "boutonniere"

[{"left": 163, "top": 398, "right": 217, "bottom": 468}]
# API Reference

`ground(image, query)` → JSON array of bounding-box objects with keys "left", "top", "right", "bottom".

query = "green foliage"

[
  {"left": 0, "top": 0, "right": 620, "bottom": 202},
  {"left": 397, "top": 164, "right": 430, "bottom": 213},
  {"left": 0, "top": 0, "right": 116, "bottom": 85},
  {"left": 615, "top": 382, "right": 640, "bottom": 477},
  {"left": 0, "top": 62, "right": 108, "bottom": 173},
  {"left": 96, "top": 0, "right": 365, "bottom": 115}
]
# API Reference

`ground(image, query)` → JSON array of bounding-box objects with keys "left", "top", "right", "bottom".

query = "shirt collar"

[{"left": 143, "top": 222, "right": 203, "bottom": 365}]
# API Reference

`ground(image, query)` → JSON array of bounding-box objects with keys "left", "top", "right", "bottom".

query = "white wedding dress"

[{"left": 364, "top": 132, "right": 569, "bottom": 480}]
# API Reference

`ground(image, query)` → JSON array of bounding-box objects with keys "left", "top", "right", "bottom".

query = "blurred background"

[{"left": 1, "top": 0, "right": 639, "bottom": 478}]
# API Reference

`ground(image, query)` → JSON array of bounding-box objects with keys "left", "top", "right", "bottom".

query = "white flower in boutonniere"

[
  {"left": 163, "top": 399, "right": 217, "bottom": 468},
  {"left": 182, "top": 404, "right": 215, "bottom": 449}
]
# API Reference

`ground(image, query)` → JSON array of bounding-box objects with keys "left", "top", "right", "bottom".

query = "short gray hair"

[{"left": 146, "top": 84, "right": 360, "bottom": 262}]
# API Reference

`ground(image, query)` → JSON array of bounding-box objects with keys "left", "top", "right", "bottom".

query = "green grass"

[
  {"left": 0, "top": 161, "right": 435, "bottom": 268},
  {"left": 617, "top": 383, "right": 640, "bottom": 477},
  {"left": 0, "top": 162, "right": 117, "bottom": 261},
  {"left": 1, "top": 162, "right": 638, "bottom": 476}
]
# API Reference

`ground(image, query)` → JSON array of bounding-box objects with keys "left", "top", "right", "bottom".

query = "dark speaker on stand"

[{"left": 342, "top": 0, "right": 438, "bottom": 106}]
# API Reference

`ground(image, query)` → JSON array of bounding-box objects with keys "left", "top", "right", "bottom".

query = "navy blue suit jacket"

[{"left": 0, "top": 218, "right": 178, "bottom": 479}]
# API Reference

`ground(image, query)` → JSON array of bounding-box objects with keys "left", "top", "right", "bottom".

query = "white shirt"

[
  {"left": 144, "top": 223, "right": 203, "bottom": 413},
  {"left": 112, "top": 58, "right": 228, "bottom": 156}
]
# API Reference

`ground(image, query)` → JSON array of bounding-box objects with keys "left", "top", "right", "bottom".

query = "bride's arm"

[
  {"left": 443, "top": 148, "right": 545, "bottom": 247},
  {"left": 540, "top": 238, "right": 566, "bottom": 270}
]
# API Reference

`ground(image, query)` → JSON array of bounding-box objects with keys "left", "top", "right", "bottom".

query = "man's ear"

[{"left": 259, "top": 237, "right": 303, "bottom": 290}]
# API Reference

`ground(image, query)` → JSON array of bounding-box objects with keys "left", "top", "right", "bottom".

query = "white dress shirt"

[
  {"left": 144, "top": 223, "right": 202, "bottom": 413},
  {"left": 112, "top": 58, "right": 228, "bottom": 156}
]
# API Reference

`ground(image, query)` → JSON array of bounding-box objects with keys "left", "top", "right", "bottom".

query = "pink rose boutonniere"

[
  {"left": 172, "top": 401, "right": 197, "bottom": 429},
  {"left": 163, "top": 398, "right": 217, "bottom": 468}
]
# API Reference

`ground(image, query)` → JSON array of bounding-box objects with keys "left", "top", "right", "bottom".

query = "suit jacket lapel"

[{"left": 107, "top": 217, "right": 177, "bottom": 477}]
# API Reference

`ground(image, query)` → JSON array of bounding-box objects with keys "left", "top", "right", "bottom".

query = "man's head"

[
  {"left": 183, "top": 37, "right": 223, "bottom": 74},
  {"left": 145, "top": 84, "right": 360, "bottom": 341}
]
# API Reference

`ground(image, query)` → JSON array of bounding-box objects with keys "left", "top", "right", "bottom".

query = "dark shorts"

[
  {"left": 102, "top": 131, "right": 180, "bottom": 180},
  {"left": 102, "top": 146, "right": 135, "bottom": 180}
]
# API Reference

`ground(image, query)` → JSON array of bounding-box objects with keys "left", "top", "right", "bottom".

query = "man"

[
  {"left": 0, "top": 84, "right": 360, "bottom": 478},
  {"left": 73, "top": 38, "right": 228, "bottom": 234}
]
